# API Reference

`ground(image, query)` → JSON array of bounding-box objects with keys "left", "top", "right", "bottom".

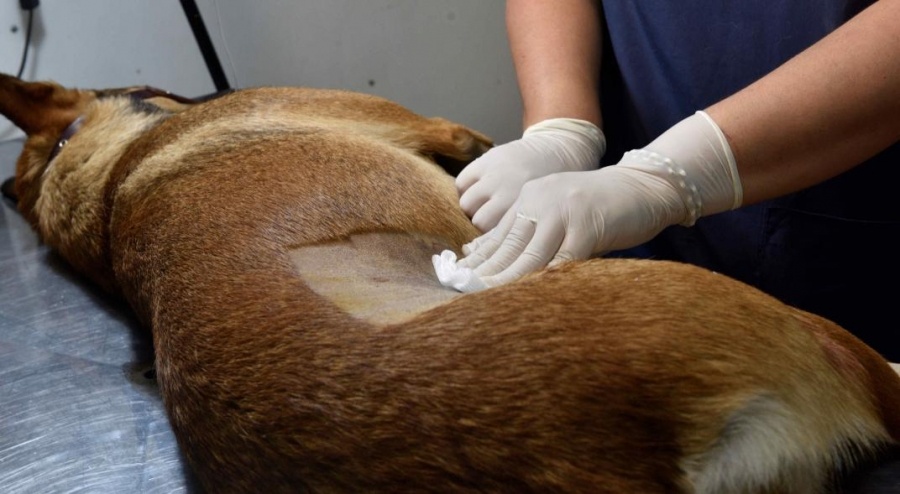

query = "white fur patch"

[{"left": 685, "top": 393, "right": 887, "bottom": 494}]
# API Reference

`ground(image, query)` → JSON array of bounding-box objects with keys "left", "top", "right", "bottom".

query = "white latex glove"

[
  {"left": 457, "top": 111, "right": 743, "bottom": 290},
  {"left": 456, "top": 118, "right": 605, "bottom": 232}
]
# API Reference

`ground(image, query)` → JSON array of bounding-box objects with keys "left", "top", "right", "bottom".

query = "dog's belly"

[{"left": 289, "top": 233, "right": 464, "bottom": 325}]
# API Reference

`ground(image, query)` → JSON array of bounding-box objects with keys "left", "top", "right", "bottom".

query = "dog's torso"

[{"left": 3, "top": 75, "right": 900, "bottom": 493}]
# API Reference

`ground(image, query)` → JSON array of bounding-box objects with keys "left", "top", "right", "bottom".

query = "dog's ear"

[{"left": 0, "top": 73, "right": 92, "bottom": 136}]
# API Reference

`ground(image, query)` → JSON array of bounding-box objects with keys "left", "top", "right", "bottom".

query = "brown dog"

[{"left": 2, "top": 72, "right": 899, "bottom": 493}]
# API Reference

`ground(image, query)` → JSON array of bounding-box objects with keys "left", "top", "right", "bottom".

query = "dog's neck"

[{"left": 30, "top": 98, "right": 171, "bottom": 292}]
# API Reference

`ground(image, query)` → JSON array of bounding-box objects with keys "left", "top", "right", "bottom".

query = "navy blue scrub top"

[{"left": 599, "top": 1, "right": 900, "bottom": 360}]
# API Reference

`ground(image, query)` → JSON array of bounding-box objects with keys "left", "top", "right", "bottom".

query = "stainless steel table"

[
  {"left": 1, "top": 138, "right": 897, "bottom": 493},
  {"left": 0, "top": 139, "right": 197, "bottom": 493}
]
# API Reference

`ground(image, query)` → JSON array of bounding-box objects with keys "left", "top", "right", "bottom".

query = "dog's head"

[
  {"left": 1, "top": 74, "right": 215, "bottom": 292},
  {"left": 0, "top": 73, "right": 204, "bottom": 222},
  {"left": 1, "top": 74, "right": 95, "bottom": 216}
]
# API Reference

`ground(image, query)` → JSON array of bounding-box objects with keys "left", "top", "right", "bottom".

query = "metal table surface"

[
  {"left": 1, "top": 137, "right": 898, "bottom": 493},
  {"left": 0, "top": 139, "right": 197, "bottom": 493}
]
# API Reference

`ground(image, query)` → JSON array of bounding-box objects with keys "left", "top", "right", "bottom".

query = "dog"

[{"left": 2, "top": 72, "right": 899, "bottom": 493}]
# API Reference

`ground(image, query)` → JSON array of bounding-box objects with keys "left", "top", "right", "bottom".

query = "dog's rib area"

[{"left": 289, "top": 233, "right": 464, "bottom": 325}]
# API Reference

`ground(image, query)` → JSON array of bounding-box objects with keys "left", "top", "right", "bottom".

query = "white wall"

[
  {"left": 1, "top": 1, "right": 522, "bottom": 145},
  {"left": 0, "top": 1, "right": 216, "bottom": 141}
]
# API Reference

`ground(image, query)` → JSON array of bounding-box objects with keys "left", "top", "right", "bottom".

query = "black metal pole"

[{"left": 179, "top": 0, "right": 231, "bottom": 92}]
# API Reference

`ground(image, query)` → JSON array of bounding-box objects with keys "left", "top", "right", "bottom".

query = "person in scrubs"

[{"left": 456, "top": 1, "right": 900, "bottom": 360}]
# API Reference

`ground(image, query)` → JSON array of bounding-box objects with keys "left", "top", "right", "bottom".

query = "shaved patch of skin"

[{"left": 290, "top": 233, "right": 463, "bottom": 325}]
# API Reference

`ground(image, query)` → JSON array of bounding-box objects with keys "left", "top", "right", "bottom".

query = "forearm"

[
  {"left": 706, "top": 0, "right": 900, "bottom": 206},
  {"left": 506, "top": 0, "right": 603, "bottom": 129}
]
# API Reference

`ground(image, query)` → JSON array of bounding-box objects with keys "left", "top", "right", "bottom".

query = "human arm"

[
  {"left": 459, "top": 0, "right": 900, "bottom": 288},
  {"left": 707, "top": 0, "right": 900, "bottom": 205},
  {"left": 505, "top": 0, "right": 602, "bottom": 128},
  {"left": 455, "top": 0, "right": 605, "bottom": 232}
]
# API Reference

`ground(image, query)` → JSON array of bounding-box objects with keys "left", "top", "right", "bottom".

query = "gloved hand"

[
  {"left": 456, "top": 118, "right": 605, "bottom": 232},
  {"left": 457, "top": 111, "right": 743, "bottom": 289}
]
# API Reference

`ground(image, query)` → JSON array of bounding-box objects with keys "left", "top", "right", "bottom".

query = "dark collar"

[{"left": 46, "top": 116, "right": 85, "bottom": 166}]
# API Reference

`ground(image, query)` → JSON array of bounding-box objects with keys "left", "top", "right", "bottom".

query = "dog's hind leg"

[{"left": 414, "top": 117, "right": 493, "bottom": 175}]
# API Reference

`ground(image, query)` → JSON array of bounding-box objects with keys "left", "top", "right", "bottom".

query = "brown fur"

[{"left": 2, "top": 72, "right": 899, "bottom": 493}]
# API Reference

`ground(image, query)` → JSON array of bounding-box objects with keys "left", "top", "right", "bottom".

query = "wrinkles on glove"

[
  {"left": 444, "top": 112, "right": 741, "bottom": 291},
  {"left": 438, "top": 213, "right": 556, "bottom": 292},
  {"left": 455, "top": 118, "right": 605, "bottom": 232},
  {"left": 455, "top": 167, "right": 686, "bottom": 290}
]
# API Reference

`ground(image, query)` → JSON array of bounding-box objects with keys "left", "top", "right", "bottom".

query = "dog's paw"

[{"left": 426, "top": 118, "right": 494, "bottom": 176}]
